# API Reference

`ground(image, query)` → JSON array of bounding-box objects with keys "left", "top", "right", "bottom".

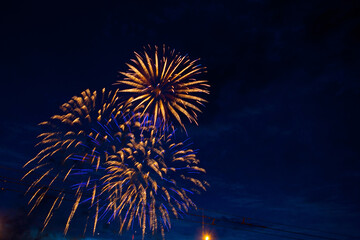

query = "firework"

[
  {"left": 101, "top": 121, "right": 208, "bottom": 238},
  {"left": 23, "top": 88, "right": 208, "bottom": 238},
  {"left": 115, "top": 45, "right": 210, "bottom": 130},
  {"left": 23, "top": 88, "right": 126, "bottom": 235}
]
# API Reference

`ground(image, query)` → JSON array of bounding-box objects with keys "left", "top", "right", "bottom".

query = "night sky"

[{"left": 1, "top": 0, "right": 360, "bottom": 239}]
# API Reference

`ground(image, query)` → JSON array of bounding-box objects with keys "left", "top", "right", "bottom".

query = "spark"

[{"left": 115, "top": 45, "right": 209, "bottom": 130}]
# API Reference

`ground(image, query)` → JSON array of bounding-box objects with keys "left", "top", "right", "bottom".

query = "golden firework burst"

[
  {"left": 102, "top": 124, "right": 208, "bottom": 238},
  {"left": 23, "top": 88, "right": 127, "bottom": 235},
  {"left": 115, "top": 45, "right": 210, "bottom": 130}
]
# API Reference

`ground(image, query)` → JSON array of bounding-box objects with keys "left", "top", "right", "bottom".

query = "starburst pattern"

[
  {"left": 102, "top": 123, "right": 208, "bottom": 237},
  {"left": 23, "top": 88, "right": 126, "bottom": 235},
  {"left": 115, "top": 45, "right": 210, "bottom": 130}
]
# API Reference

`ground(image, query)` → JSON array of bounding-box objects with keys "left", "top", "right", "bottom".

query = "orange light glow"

[{"left": 204, "top": 235, "right": 210, "bottom": 240}]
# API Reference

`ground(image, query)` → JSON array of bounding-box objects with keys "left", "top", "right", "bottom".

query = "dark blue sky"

[{"left": 1, "top": 0, "right": 360, "bottom": 239}]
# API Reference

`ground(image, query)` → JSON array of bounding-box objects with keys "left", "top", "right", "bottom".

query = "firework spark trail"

[
  {"left": 115, "top": 45, "right": 210, "bottom": 131},
  {"left": 23, "top": 88, "right": 128, "bottom": 235},
  {"left": 23, "top": 88, "right": 208, "bottom": 238},
  {"left": 101, "top": 124, "right": 209, "bottom": 238}
]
